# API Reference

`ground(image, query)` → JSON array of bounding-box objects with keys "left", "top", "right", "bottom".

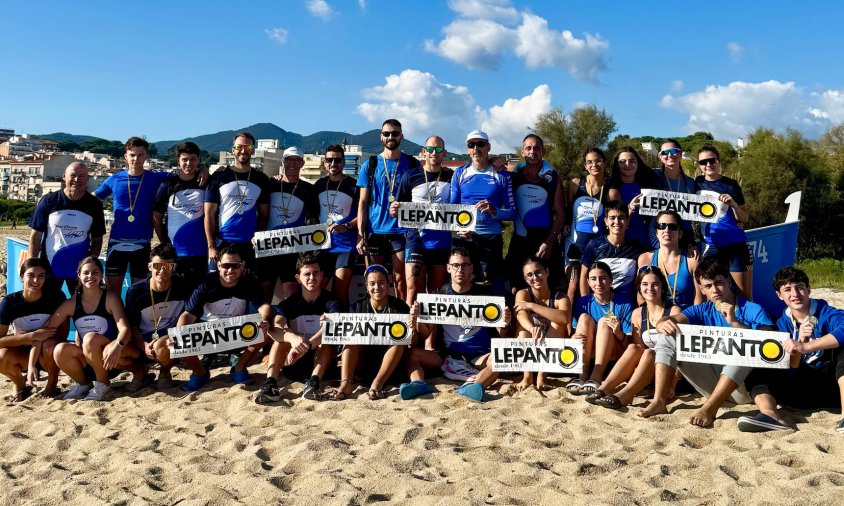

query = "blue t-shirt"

[
  {"left": 267, "top": 179, "right": 319, "bottom": 230},
  {"left": 29, "top": 191, "right": 106, "bottom": 279},
  {"left": 204, "top": 167, "right": 271, "bottom": 243},
  {"left": 356, "top": 154, "right": 416, "bottom": 234},
  {"left": 777, "top": 299, "right": 844, "bottom": 367},
  {"left": 125, "top": 279, "right": 190, "bottom": 342},
  {"left": 572, "top": 293, "right": 633, "bottom": 334},
  {"left": 94, "top": 170, "right": 173, "bottom": 242},
  {"left": 511, "top": 169, "right": 558, "bottom": 238},
  {"left": 153, "top": 176, "right": 207, "bottom": 258},
  {"left": 314, "top": 176, "right": 359, "bottom": 254},
  {"left": 616, "top": 181, "right": 650, "bottom": 246},
  {"left": 581, "top": 236, "right": 648, "bottom": 302},
  {"left": 450, "top": 164, "right": 515, "bottom": 235},
  {"left": 682, "top": 297, "right": 772, "bottom": 328},
  {"left": 396, "top": 167, "right": 453, "bottom": 250},
  {"left": 0, "top": 290, "right": 67, "bottom": 334},
  {"left": 695, "top": 176, "right": 747, "bottom": 247}
]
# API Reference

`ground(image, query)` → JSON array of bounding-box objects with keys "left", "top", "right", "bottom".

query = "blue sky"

[{"left": 3, "top": 0, "right": 843, "bottom": 151}]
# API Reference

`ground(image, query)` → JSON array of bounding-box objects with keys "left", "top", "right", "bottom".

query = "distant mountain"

[{"left": 38, "top": 132, "right": 103, "bottom": 144}]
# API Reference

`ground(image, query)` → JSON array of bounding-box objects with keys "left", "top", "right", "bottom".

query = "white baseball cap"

[
  {"left": 283, "top": 146, "right": 304, "bottom": 159},
  {"left": 465, "top": 130, "right": 489, "bottom": 142}
]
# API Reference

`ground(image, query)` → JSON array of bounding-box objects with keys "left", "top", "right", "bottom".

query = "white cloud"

[
  {"left": 306, "top": 0, "right": 335, "bottom": 20},
  {"left": 670, "top": 80, "right": 684, "bottom": 92},
  {"left": 513, "top": 13, "right": 607, "bottom": 82},
  {"left": 424, "top": 19, "right": 515, "bottom": 70},
  {"left": 447, "top": 0, "right": 519, "bottom": 23},
  {"left": 357, "top": 70, "right": 553, "bottom": 151},
  {"left": 815, "top": 90, "right": 844, "bottom": 123},
  {"left": 726, "top": 42, "right": 744, "bottom": 63},
  {"left": 265, "top": 28, "right": 289, "bottom": 44}
]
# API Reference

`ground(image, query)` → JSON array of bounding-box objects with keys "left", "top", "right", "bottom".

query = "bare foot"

[
  {"left": 689, "top": 406, "right": 717, "bottom": 427},
  {"left": 536, "top": 378, "right": 552, "bottom": 391},
  {"left": 38, "top": 384, "right": 59, "bottom": 398},
  {"left": 331, "top": 379, "right": 353, "bottom": 401},
  {"left": 515, "top": 378, "right": 533, "bottom": 392},
  {"left": 639, "top": 398, "right": 668, "bottom": 418}
]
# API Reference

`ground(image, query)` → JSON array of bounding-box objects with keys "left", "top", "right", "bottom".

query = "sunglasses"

[
  {"left": 467, "top": 141, "right": 488, "bottom": 149},
  {"left": 233, "top": 144, "right": 254, "bottom": 153},
  {"left": 659, "top": 148, "right": 681, "bottom": 156},
  {"left": 698, "top": 157, "right": 719, "bottom": 166},
  {"left": 150, "top": 262, "right": 176, "bottom": 272},
  {"left": 424, "top": 146, "right": 445, "bottom": 153},
  {"left": 219, "top": 262, "right": 244, "bottom": 270},
  {"left": 381, "top": 131, "right": 401, "bottom": 138},
  {"left": 638, "top": 265, "right": 663, "bottom": 275},
  {"left": 524, "top": 269, "right": 546, "bottom": 279},
  {"left": 324, "top": 157, "right": 344, "bottom": 164},
  {"left": 656, "top": 222, "right": 680, "bottom": 231}
]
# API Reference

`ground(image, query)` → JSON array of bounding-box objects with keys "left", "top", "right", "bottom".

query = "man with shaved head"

[{"left": 28, "top": 161, "right": 105, "bottom": 292}]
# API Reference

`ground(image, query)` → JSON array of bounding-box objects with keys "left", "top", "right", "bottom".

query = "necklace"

[
  {"left": 659, "top": 250, "right": 681, "bottom": 304},
  {"left": 149, "top": 281, "right": 173, "bottom": 341},
  {"left": 587, "top": 176, "right": 604, "bottom": 234},
  {"left": 280, "top": 179, "right": 300, "bottom": 225},
  {"left": 126, "top": 171, "right": 145, "bottom": 223},
  {"left": 594, "top": 293, "right": 614, "bottom": 318},
  {"left": 382, "top": 156, "right": 399, "bottom": 202},
  {"left": 325, "top": 177, "right": 344, "bottom": 225},
  {"left": 232, "top": 168, "right": 252, "bottom": 215},
  {"left": 423, "top": 167, "right": 443, "bottom": 203},
  {"left": 370, "top": 299, "right": 391, "bottom": 314}
]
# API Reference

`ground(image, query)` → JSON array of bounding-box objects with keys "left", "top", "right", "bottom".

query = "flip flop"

[
  {"left": 585, "top": 389, "right": 607, "bottom": 405},
  {"left": 577, "top": 380, "right": 600, "bottom": 396},
  {"left": 837, "top": 419, "right": 844, "bottom": 434},
  {"left": 566, "top": 379, "right": 584, "bottom": 394},
  {"left": 595, "top": 394, "right": 623, "bottom": 410},
  {"left": 368, "top": 388, "right": 386, "bottom": 400},
  {"left": 737, "top": 413, "right": 791, "bottom": 433}
]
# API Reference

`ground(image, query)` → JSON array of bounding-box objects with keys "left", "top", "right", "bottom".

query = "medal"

[
  {"left": 592, "top": 225, "right": 598, "bottom": 233},
  {"left": 714, "top": 301, "right": 723, "bottom": 311},
  {"left": 607, "top": 312, "right": 615, "bottom": 319},
  {"left": 326, "top": 218, "right": 334, "bottom": 225},
  {"left": 283, "top": 219, "right": 288, "bottom": 225},
  {"left": 807, "top": 316, "right": 818, "bottom": 325},
  {"left": 127, "top": 171, "right": 145, "bottom": 225},
  {"left": 151, "top": 332, "right": 159, "bottom": 341},
  {"left": 128, "top": 215, "right": 135, "bottom": 223},
  {"left": 389, "top": 195, "right": 395, "bottom": 203},
  {"left": 238, "top": 208, "right": 244, "bottom": 215}
]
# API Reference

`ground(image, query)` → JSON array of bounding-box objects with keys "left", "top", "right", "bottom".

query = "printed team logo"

[
  {"left": 558, "top": 346, "right": 579, "bottom": 369},
  {"left": 456, "top": 210, "right": 474, "bottom": 227},
  {"left": 311, "top": 230, "right": 328, "bottom": 246},
  {"left": 389, "top": 321, "right": 409, "bottom": 341},
  {"left": 698, "top": 202, "right": 717, "bottom": 219},
  {"left": 240, "top": 321, "right": 260, "bottom": 343},
  {"left": 482, "top": 303, "right": 502, "bottom": 324},
  {"left": 322, "top": 313, "right": 413, "bottom": 345},
  {"left": 759, "top": 339, "right": 785, "bottom": 364},
  {"left": 397, "top": 202, "right": 477, "bottom": 232},
  {"left": 253, "top": 225, "right": 333, "bottom": 258}
]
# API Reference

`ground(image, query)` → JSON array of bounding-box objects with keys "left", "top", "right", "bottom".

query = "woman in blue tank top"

[
  {"left": 50, "top": 256, "right": 137, "bottom": 401},
  {"left": 564, "top": 148, "right": 609, "bottom": 264},
  {"left": 607, "top": 147, "right": 661, "bottom": 247},
  {"left": 637, "top": 211, "right": 702, "bottom": 308}
]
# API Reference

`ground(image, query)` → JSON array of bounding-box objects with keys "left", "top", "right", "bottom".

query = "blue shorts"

[{"left": 701, "top": 241, "right": 752, "bottom": 272}]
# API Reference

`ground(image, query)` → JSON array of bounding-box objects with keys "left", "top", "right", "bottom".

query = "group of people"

[{"left": 1, "top": 121, "right": 841, "bottom": 434}]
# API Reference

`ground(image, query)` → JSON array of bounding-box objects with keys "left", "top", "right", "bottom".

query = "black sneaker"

[
  {"left": 302, "top": 377, "right": 321, "bottom": 400},
  {"left": 255, "top": 378, "right": 281, "bottom": 404}
]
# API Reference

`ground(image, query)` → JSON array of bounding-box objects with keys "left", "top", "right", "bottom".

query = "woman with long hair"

[
  {"left": 638, "top": 210, "right": 702, "bottom": 308},
  {"left": 608, "top": 146, "right": 660, "bottom": 247}
]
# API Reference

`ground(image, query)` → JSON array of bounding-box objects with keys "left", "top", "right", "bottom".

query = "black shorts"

[
  {"left": 745, "top": 350, "right": 844, "bottom": 409},
  {"left": 701, "top": 241, "right": 753, "bottom": 272},
  {"left": 314, "top": 250, "right": 357, "bottom": 272},
  {"left": 405, "top": 248, "right": 450, "bottom": 266},
  {"left": 366, "top": 233, "right": 405, "bottom": 257},
  {"left": 105, "top": 241, "right": 151, "bottom": 279},
  {"left": 282, "top": 347, "right": 338, "bottom": 382},
  {"left": 176, "top": 256, "right": 209, "bottom": 286},
  {"left": 452, "top": 233, "right": 504, "bottom": 276},
  {"left": 254, "top": 253, "right": 299, "bottom": 285}
]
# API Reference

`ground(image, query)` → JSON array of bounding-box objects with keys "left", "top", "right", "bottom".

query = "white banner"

[
  {"left": 168, "top": 314, "right": 264, "bottom": 358},
  {"left": 397, "top": 202, "right": 477, "bottom": 232},
  {"left": 253, "top": 224, "right": 332, "bottom": 258},
  {"left": 322, "top": 313, "right": 412, "bottom": 346},
  {"left": 416, "top": 293, "right": 507, "bottom": 328},
  {"left": 639, "top": 189, "right": 725, "bottom": 223},
  {"left": 491, "top": 338, "right": 583, "bottom": 374},
  {"left": 675, "top": 324, "right": 790, "bottom": 369}
]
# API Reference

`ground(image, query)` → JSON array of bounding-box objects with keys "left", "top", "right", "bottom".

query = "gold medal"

[
  {"left": 151, "top": 332, "right": 159, "bottom": 341},
  {"left": 606, "top": 311, "right": 615, "bottom": 319},
  {"left": 714, "top": 301, "right": 723, "bottom": 311},
  {"left": 128, "top": 215, "right": 135, "bottom": 223},
  {"left": 807, "top": 316, "right": 818, "bottom": 326},
  {"left": 388, "top": 195, "right": 395, "bottom": 202}
]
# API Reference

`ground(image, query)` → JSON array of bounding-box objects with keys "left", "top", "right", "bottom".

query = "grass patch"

[{"left": 795, "top": 258, "right": 844, "bottom": 290}]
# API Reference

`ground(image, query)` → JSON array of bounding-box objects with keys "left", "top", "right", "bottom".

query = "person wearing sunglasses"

[
  {"left": 694, "top": 145, "right": 753, "bottom": 299},
  {"left": 204, "top": 131, "right": 271, "bottom": 275},
  {"left": 388, "top": 135, "right": 453, "bottom": 304},
  {"left": 450, "top": 130, "right": 515, "bottom": 297},
  {"left": 314, "top": 144, "right": 359, "bottom": 307},
  {"left": 637, "top": 210, "right": 702, "bottom": 309},
  {"left": 506, "top": 134, "right": 565, "bottom": 292},
  {"left": 152, "top": 142, "right": 208, "bottom": 287},
  {"left": 123, "top": 244, "right": 190, "bottom": 390},
  {"left": 650, "top": 258, "right": 773, "bottom": 427},
  {"left": 652, "top": 139, "right": 695, "bottom": 247},
  {"left": 173, "top": 245, "right": 274, "bottom": 391},
  {"left": 586, "top": 266, "right": 681, "bottom": 410},
  {"left": 607, "top": 147, "right": 661, "bottom": 248}
]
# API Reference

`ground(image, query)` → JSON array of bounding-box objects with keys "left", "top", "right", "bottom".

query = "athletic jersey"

[
  {"left": 570, "top": 177, "right": 608, "bottom": 235},
  {"left": 396, "top": 167, "right": 453, "bottom": 250},
  {"left": 450, "top": 164, "right": 515, "bottom": 235},
  {"left": 511, "top": 169, "right": 557, "bottom": 238},
  {"left": 581, "top": 236, "right": 648, "bottom": 302},
  {"left": 356, "top": 153, "right": 416, "bottom": 234},
  {"left": 695, "top": 176, "right": 747, "bottom": 247},
  {"left": 153, "top": 176, "right": 206, "bottom": 258},
  {"left": 314, "top": 176, "right": 358, "bottom": 253},
  {"left": 29, "top": 191, "right": 106, "bottom": 279},
  {"left": 267, "top": 178, "right": 319, "bottom": 230},
  {"left": 186, "top": 272, "right": 265, "bottom": 321},
  {"left": 125, "top": 279, "right": 190, "bottom": 342},
  {"left": 682, "top": 298, "right": 772, "bottom": 329},
  {"left": 72, "top": 290, "right": 117, "bottom": 341},
  {"left": 94, "top": 170, "right": 173, "bottom": 242},
  {"left": 275, "top": 290, "right": 342, "bottom": 336},
  {"left": 437, "top": 283, "right": 496, "bottom": 355},
  {"left": 650, "top": 250, "right": 696, "bottom": 308},
  {"left": 350, "top": 296, "right": 409, "bottom": 315},
  {"left": 573, "top": 293, "right": 633, "bottom": 334},
  {"left": 512, "top": 160, "right": 555, "bottom": 177},
  {"left": 639, "top": 303, "right": 673, "bottom": 349},
  {"left": 0, "top": 290, "right": 66, "bottom": 334},
  {"left": 526, "top": 289, "right": 561, "bottom": 330},
  {"left": 204, "top": 167, "right": 271, "bottom": 243},
  {"left": 616, "top": 181, "right": 649, "bottom": 245},
  {"left": 778, "top": 299, "right": 844, "bottom": 367}
]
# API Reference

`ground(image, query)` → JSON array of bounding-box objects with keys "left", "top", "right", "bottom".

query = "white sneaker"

[
  {"left": 63, "top": 383, "right": 92, "bottom": 400},
  {"left": 441, "top": 356, "right": 480, "bottom": 382},
  {"left": 83, "top": 381, "right": 110, "bottom": 401}
]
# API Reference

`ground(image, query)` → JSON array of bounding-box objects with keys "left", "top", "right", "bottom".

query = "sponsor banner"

[
  {"left": 416, "top": 293, "right": 507, "bottom": 328},
  {"left": 491, "top": 338, "right": 583, "bottom": 374},
  {"left": 397, "top": 202, "right": 477, "bottom": 232},
  {"left": 675, "top": 324, "right": 789, "bottom": 369},
  {"left": 168, "top": 314, "right": 264, "bottom": 358},
  {"left": 322, "top": 313, "right": 412, "bottom": 346},
  {"left": 639, "top": 189, "right": 725, "bottom": 223},
  {"left": 253, "top": 224, "right": 331, "bottom": 258}
]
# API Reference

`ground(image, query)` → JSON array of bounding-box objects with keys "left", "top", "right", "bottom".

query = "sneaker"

[
  {"left": 399, "top": 380, "right": 437, "bottom": 400},
  {"left": 83, "top": 381, "right": 110, "bottom": 401},
  {"left": 181, "top": 372, "right": 211, "bottom": 392},
  {"left": 737, "top": 413, "right": 791, "bottom": 433},
  {"left": 229, "top": 367, "right": 253, "bottom": 385},
  {"left": 63, "top": 383, "right": 91, "bottom": 400},
  {"left": 456, "top": 382, "right": 484, "bottom": 402},
  {"left": 837, "top": 418, "right": 844, "bottom": 434},
  {"left": 302, "top": 377, "right": 321, "bottom": 400},
  {"left": 255, "top": 378, "right": 281, "bottom": 404},
  {"left": 441, "top": 357, "right": 480, "bottom": 382}
]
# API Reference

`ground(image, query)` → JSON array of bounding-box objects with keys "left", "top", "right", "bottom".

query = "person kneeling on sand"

[
  {"left": 650, "top": 257, "right": 774, "bottom": 427},
  {"left": 738, "top": 267, "right": 844, "bottom": 433}
]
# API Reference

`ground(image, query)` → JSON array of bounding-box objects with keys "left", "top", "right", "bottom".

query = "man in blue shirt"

[{"left": 651, "top": 257, "right": 774, "bottom": 427}]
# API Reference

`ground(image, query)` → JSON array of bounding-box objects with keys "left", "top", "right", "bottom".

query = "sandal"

[
  {"left": 585, "top": 389, "right": 607, "bottom": 405},
  {"left": 595, "top": 394, "right": 623, "bottom": 410},
  {"left": 577, "top": 380, "right": 600, "bottom": 396},
  {"left": 565, "top": 379, "right": 584, "bottom": 394},
  {"left": 367, "top": 388, "right": 386, "bottom": 400},
  {"left": 6, "top": 386, "right": 33, "bottom": 403},
  {"left": 331, "top": 380, "right": 352, "bottom": 401}
]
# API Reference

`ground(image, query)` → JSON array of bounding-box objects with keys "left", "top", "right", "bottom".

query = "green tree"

[{"left": 532, "top": 105, "right": 616, "bottom": 182}]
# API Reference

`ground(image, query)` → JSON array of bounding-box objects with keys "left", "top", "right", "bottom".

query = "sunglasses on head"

[
  {"left": 381, "top": 131, "right": 401, "bottom": 138},
  {"left": 233, "top": 144, "right": 254, "bottom": 153},
  {"left": 660, "top": 148, "right": 681, "bottom": 156},
  {"left": 324, "top": 157, "right": 344, "bottom": 164},
  {"left": 698, "top": 157, "right": 718, "bottom": 166},
  {"left": 467, "top": 141, "right": 488, "bottom": 149},
  {"left": 638, "top": 265, "right": 663, "bottom": 275},
  {"left": 424, "top": 146, "right": 445, "bottom": 153},
  {"left": 656, "top": 222, "right": 680, "bottom": 231}
]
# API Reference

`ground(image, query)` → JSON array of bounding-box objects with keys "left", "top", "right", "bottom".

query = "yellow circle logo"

[
  {"left": 456, "top": 211, "right": 473, "bottom": 227},
  {"left": 311, "top": 230, "right": 327, "bottom": 245},
  {"left": 240, "top": 322, "right": 259, "bottom": 342},
  {"left": 699, "top": 202, "right": 717, "bottom": 218},
  {"left": 482, "top": 304, "right": 502, "bottom": 323},
  {"left": 389, "top": 322, "right": 408, "bottom": 341},
  {"left": 760, "top": 339, "right": 784, "bottom": 363},
  {"left": 559, "top": 346, "right": 578, "bottom": 369}
]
